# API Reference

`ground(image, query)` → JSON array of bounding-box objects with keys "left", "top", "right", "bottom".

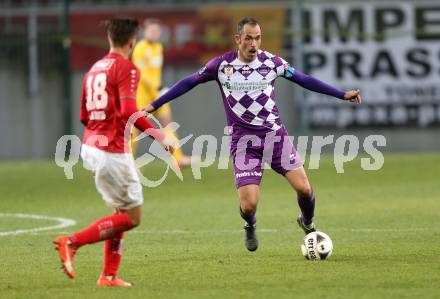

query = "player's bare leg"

[
  {"left": 117, "top": 206, "right": 141, "bottom": 227},
  {"left": 284, "top": 167, "right": 317, "bottom": 234},
  {"left": 238, "top": 184, "right": 259, "bottom": 251}
]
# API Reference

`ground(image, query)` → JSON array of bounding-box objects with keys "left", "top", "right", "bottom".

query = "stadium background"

[
  {"left": 1, "top": 0, "right": 439, "bottom": 159},
  {"left": 1, "top": 2, "right": 439, "bottom": 298}
]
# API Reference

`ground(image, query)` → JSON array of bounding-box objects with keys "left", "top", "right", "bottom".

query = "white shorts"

[{"left": 80, "top": 144, "right": 143, "bottom": 210}]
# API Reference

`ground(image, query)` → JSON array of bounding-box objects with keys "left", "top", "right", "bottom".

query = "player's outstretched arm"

[
  {"left": 284, "top": 67, "right": 361, "bottom": 104},
  {"left": 121, "top": 98, "right": 174, "bottom": 152},
  {"left": 143, "top": 74, "right": 201, "bottom": 113}
]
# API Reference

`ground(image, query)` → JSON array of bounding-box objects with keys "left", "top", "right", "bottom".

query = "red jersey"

[{"left": 80, "top": 52, "right": 140, "bottom": 153}]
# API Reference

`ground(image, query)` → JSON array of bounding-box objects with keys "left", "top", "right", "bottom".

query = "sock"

[
  {"left": 103, "top": 232, "right": 123, "bottom": 277},
  {"left": 240, "top": 207, "right": 256, "bottom": 226},
  {"left": 70, "top": 214, "right": 133, "bottom": 249},
  {"left": 297, "top": 191, "right": 315, "bottom": 225}
]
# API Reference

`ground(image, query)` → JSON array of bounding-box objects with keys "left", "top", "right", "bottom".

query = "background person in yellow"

[{"left": 131, "top": 18, "right": 191, "bottom": 167}]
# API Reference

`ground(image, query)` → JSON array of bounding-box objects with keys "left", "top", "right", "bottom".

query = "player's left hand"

[{"left": 343, "top": 89, "right": 362, "bottom": 104}]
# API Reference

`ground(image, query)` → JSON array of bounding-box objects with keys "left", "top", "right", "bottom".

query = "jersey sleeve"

[
  {"left": 272, "top": 55, "right": 292, "bottom": 77},
  {"left": 272, "top": 54, "right": 344, "bottom": 99},
  {"left": 194, "top": 56, "right": 222, "bottom": 83},
  {"left": 117, "top": 61, "right": 140, "bottom": 100}
]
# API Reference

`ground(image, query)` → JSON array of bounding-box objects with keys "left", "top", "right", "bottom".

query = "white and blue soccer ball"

[{"left": 300, "top": 231, "right": 333, "bottom": 260}]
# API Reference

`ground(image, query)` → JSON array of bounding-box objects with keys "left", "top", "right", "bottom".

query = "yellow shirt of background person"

[
  {"left": 130, "top": 19, "right": 191, "bottom": 166},
  {"left": 132, "top": 40, "right": 170, "bottom": 116}
]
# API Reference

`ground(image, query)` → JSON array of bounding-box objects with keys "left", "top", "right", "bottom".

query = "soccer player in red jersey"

[{"left": 54, "top": 17, "right": 171, "bottom": 287}]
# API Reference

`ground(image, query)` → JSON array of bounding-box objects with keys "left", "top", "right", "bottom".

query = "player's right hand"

[
  {"left": 160, "top": 136, "right": 177, "bottom": 154},
  {"left": 142, "top": 104, "right": 155, "bottom": 114}
]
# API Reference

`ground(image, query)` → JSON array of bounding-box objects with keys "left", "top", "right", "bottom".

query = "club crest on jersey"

[{"left": 222, "top": 64, "right": 234, "bottom": 78}]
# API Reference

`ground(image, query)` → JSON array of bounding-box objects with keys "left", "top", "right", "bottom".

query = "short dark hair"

[
  {"left": 237, "top": 17, "right": 259, "bottom": 34},
  {"left": 104, "top": 17, "right": 139, "bottom": 47}
]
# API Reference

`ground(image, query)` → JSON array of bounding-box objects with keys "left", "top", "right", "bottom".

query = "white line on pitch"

[{"left": 0, "top": 213, "right": 76, "bottom": 237}]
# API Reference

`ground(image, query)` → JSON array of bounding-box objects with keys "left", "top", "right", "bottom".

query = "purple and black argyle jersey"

[{"left": 196, "top": 50, "right": 290, "bottom": 132}]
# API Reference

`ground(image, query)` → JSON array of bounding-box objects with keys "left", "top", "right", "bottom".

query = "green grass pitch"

[{"left": 0, "top": 154, "right": 439, "bottom": 299}]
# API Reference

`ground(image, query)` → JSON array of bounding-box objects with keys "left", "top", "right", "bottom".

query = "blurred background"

[{"left": 1, "top": 0, "right": 439, "bottom": 159}]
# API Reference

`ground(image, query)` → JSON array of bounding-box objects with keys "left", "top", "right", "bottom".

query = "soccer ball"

[{"left": 300, "top": 231, "right": 333, "bottom": 260}]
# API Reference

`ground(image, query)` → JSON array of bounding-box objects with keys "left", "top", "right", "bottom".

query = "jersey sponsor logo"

[
  {"left": 239, "top": 65, "right": 253, "bottom": 77},
  {"left": 222, "top": 80, "right": 270, "bottom": 92},
  {"left": 257, "top": 65, "right": 271, "bottom": 76},
  {"left": 91, "top": 59, "right": 115, "bottom": 71},
  {"left": 235, "top": 171, "right": 263, "bottom": 178}
]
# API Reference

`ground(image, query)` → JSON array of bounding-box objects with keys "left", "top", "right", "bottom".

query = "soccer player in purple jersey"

[{"left": 144, "top": 18, "right": 361, "bottom": 251}]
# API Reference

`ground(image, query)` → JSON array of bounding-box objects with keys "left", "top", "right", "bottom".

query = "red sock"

[
  {"left": 103, "top": 232, "right": 123, "bottom": 277},
  {"left": 70, "top": 214, "right": 133, "bottom": 248}
]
